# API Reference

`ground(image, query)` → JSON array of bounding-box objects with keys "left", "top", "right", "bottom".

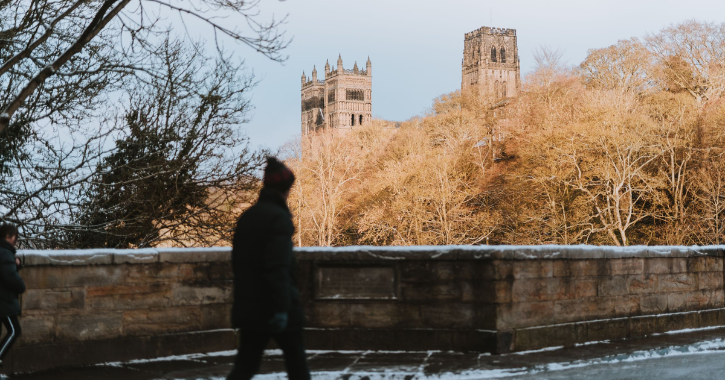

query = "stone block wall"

[
  {"left": 297, "top": 258, "right": 496, "bottom": 352},
  {"left": 491, "top": 257, "right": 725, "bottom": 329},
  {"left": 7, "top": 245, "right": 725, "bottom": 373},
  {"left": 11, "top": 248, "right": 235, "bottom": 374},
  {"left": 493, "top": 255, "right": 724, "bottom": 351},
  {"left": 295, "top": 246, "right": 725, "bottom": 353}
]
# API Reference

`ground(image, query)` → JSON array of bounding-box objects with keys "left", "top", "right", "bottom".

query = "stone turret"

[
  {"left": 366, "top": 56, "right": 372, "bottom": 76},
  {"left": 301, "top": 55, "right": 372, "bottom": 134}
]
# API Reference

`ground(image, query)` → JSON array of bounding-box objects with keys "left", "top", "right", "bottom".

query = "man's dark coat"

[
  {"left": 0, "top": 241, "right": 25, "bottom": 316},
  {"left": 231, "top": 188, "right": 303, "bottom": 331}
]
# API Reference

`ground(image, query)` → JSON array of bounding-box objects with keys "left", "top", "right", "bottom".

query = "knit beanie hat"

[{"left": 263, "top": 156, "right": 295, "bottom": 192}]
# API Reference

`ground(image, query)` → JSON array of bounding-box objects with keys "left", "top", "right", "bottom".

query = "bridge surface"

[{"left": 11, "top": 326, "right": 725, "bottom": 380}]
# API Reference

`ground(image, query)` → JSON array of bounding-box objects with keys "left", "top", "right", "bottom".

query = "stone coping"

[
  {"left": 15, "top": 245, "right": 725, "bottom": 266},
  {"left": 295, "top": 245, "right": 724, "bottom": 260},
  {"left": 17, "top": 247, "right": 232, "bottom": 266}
]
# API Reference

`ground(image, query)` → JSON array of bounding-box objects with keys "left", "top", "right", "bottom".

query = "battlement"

[
  {"left": 326, "top": 68, "right": 369, "bottom": 78},
  {"left": 301, "top": 67, "right": 370, "bottom": 89},
  {"left": 302, "top": 79, "right": 325, "bottom": 89},
  {"left": 464, "top": 26, "right": 516, "bottom": 39}
]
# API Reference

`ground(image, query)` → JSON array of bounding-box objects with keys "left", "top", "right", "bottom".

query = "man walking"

[
  {"left": 0, "top": 223, "right": 25, "bottom": 367},
  {"left": 227, "top": 157, "right": 310, "bottom": 380}
]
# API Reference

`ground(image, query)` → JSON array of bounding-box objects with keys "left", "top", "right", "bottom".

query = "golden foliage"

[{"left": 288, "top": 20, "right": 725, "bottom": 246}]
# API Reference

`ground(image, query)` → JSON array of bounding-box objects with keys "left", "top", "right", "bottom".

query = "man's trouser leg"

[
  {"left": 227, "top": 330, "right": 269, "bottom": 380},
  {"left": 0, "top": 315, "right": 21, "bottom": 361},
  {"left": 274, "top": 330, "right": 311, "bottom": 380}
]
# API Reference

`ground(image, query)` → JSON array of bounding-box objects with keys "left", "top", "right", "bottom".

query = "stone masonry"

[
  {"left": 462, "top": 26, "right": 521, "bottom": 98},
  {"left": 301, "top": 55, "right": 372, "bottom": 134},
  {"left": 8, "top": 245, "right": 725, "bottom": 374},
  {"left": 295, "top": 246, "right": 725, "bottom": 353},
  {"left": 11, "top": 248, "right": 235, "bottom": 374}
]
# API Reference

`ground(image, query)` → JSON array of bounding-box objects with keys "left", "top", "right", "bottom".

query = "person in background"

[
  {"left": 227, "top": 157, "right": 310, "bottom": 380},
  {"left": 0, "top": 223, "right": 25, "bottom": 367}
]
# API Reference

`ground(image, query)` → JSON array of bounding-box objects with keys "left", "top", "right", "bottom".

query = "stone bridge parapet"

[
  {"left": 14, "top": 248, "right": 234, "bottom": 374},
  {"left": 294, "top": 245, "right": 725, "bottom": 353},
  {"left": 8, "top": 245, "right": 725, "bottom": 373}
]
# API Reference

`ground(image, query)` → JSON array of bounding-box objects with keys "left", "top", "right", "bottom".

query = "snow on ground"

[
  {"left": 480, "top": 338, "right": 725, "bottom": 379},
  {"left": 506, "top": 346, "right": 565, "bottom": 355},
  {"left": 96, "top": 336, "right": 725, "bottom": 380},
  {"left": 100, "top": 350, "right": 238, "bottom": 367}
]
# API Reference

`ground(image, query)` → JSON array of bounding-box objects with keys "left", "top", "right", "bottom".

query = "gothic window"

[
  {"left": 500, "top": 48, "right": 506, "bottom": 63},
  {"left": 491, "top": 47, "right": 497, "bottom": 62},
  {"left": 328, "top": 91, "right": 335, "bottom": 103},
  {"left": 302, "top": 96, "right": 324, "bottom": 111},
  {"left": 351, "top": 114, "right": 356, "bottom": 126},
  {"left": 502, "top": 81, "right": 507, "bottom": 97},
  {"left": 345, "top": 89, "right": 364, "bottom": 101},
  {"left": 494, "top": 81, "right": 500, "bottom": 98},
  {"left": 359, "top": 115, "right": 363, "bottom": 125}
]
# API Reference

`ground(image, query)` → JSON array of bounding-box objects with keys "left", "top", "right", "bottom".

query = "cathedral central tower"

[{"left": 301, "top": 55, "right": 372, "bottom": 134}]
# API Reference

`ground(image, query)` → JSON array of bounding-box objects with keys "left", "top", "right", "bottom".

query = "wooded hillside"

[{"left": 290, "top": 20, "right": 725, "bottom": 247}]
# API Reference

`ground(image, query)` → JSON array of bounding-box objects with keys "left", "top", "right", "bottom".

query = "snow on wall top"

[
  {"left": 295, "top": 244, "right": 724, "bottom": 261},
  {"left": 18, "top": 247, "right": 232, "bottom": 266},
  {"left": 15, "top": 245, "right": 724, "bottom": 266}
]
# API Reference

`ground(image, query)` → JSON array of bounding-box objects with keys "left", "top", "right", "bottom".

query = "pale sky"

[{"left": 220, "top": 0, "right": 725, "bottom": 151}]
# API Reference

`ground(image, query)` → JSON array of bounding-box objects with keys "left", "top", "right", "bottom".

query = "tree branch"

[{"left": 0, "top": 0, "right": 131, "bottom": 133}]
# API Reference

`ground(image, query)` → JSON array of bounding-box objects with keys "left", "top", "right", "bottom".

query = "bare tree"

[
  {"left": 525, "top": 46, "right": 581, "bottom": 118},
  {"left": 1, "top": 35, "right": 264, "bottom": 248},
  {"left": 291, "top": 130, "right": 362, "bottom": 247},
  {"left": 646, "top": 20, "right": 725, "bottom": 103},
  {"left": 650, "top": 94, "right": 700, "bottom": 244},
  {"left": 580, "top": 38, "right": 654, "bottom": 93},
  {"left": 0, "top": 1, "right": 286, "bottom": 246},
  {"left": 0, "top": 118, "right": 120, "bottom": 248},
  {"left": 571, "top": 139, "right": 658, "bottom": 246},
  {"left": 694, "top": 152, "right": 725, "bottom": 244},
  {"left": 73, "top": 37, "right": 264, "bottom": 248},
  {"left": 536, "top": 91, "right": 662, "bottom": 246},
  {"left": 349, "top": 94, "right": 499, "bottom": 246},
  {"left": 0, "top": 0, "right": 289, "bottom": 134},
  {"left": 530, "top": 46, "right": 568, "bottom": 86}
]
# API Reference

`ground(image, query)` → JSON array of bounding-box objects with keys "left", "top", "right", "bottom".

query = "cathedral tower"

[
  {"left": 462, "top": 27, "right": 520, "bottom": 98},
  {"left": 301, "top": 55, "right": 372, "bottom": 134}
]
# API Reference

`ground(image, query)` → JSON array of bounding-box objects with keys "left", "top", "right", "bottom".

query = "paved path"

[
  {"left": 507, "top": 352, "right": 725, "bottom": 379},
  {"left": 10, "top": 327, "right": 725, "bottom": 379}
]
